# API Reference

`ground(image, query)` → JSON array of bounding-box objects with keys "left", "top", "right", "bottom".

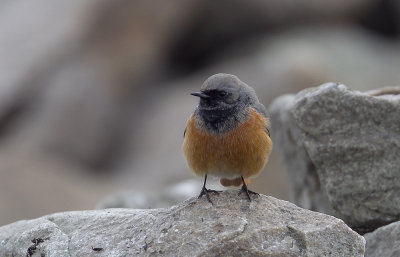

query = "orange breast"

[{"left": 182, "top": 108, "right": 272, "bottom": 179}]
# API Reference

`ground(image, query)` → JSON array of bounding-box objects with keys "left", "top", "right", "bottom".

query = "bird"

[{"left": 182, "top": 73, "right": 272, "bottom": 203}]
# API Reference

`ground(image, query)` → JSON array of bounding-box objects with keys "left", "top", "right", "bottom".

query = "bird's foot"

[
  {"left": 198, "top": 187, "right": 221, "bottom": 204},
  {"left": 238, "top": 183, "right": 259, "bottom": 201}
]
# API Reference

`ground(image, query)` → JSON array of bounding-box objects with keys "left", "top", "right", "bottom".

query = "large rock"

[
  {"left": 269, "top": 94, "right": 334, "bottom": 215},
  {"left": 270, "top": 83, "right": 400, "bottom": 233},
  {"left": 0, "top": 191, "right": 364, "bottom": 257},
  {"left": 364, "top": 220, "right": 400, "bottom": 257}
]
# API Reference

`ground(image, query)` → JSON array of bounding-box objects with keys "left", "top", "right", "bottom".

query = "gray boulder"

[
  {"left": 269, "top": 94, "right": 334, "bottom": 216},
  {"left": 0, "top": 191, "right": 364, "bottom": 257},
  {"left": 270, "top": 83, "right": 400, "bottom": 233},
  {"left": 364, "top": 220, "right": 400, "bottom": 257}
]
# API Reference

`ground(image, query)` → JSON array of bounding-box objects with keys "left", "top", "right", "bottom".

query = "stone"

[
  {"left": 0, "top": 191, "right": 365, "bottom": 257},
  {"left": 269, "top": 95, "right": 334, "bottom": 215},
  {"left": 270, "top": 83, "right": 400, "bottom": 233},
  {"left": 364, "top": 220, "right": 400, "bottom": 257}
]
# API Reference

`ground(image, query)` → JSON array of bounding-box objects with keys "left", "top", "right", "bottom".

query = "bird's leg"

[
  {"left": 198, "top": 175, "right": 220, "bottom": 204},
  {"left": 238, "top": 176, "right": 258, "bottom": 201}
]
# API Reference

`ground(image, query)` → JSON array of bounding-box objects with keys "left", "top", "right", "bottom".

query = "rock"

[
  {"left": 270, "top": 83, "right": 400, "bottom": 233},
  {"left": 364, "top": 220, "right": 400, "bottom": 257},
  {"left": 269, "top": 95, "right": 334, "bottom": 215},
  {"left": 0, "top": 191, "right": 365, "bottom": 257}
]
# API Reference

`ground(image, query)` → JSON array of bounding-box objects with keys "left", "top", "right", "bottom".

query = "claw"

[
  {"left": 237, "top": 176, "right": 258, "bottom": 201},
  {"left": 198, "top": 175, "right": 221, "bottom": 204},
  {"left": 198, "top": 187, "right": 220, "bottom": 204}
]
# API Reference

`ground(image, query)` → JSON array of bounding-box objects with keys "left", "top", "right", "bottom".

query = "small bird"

[{"left": 182, "top": 73, "right": 272, "bottom": 203}]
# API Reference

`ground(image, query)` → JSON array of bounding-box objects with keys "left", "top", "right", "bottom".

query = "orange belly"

[{"left": 182, "top": 108, "right": 272, "bottom": 180}]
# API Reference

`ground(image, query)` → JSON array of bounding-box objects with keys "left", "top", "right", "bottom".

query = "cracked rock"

[
  {"left": 270, "top": 83, "right": 400, "bottom": 233},
  {"left": 0, "top": 191, "right": 364, "bottom": 256}
]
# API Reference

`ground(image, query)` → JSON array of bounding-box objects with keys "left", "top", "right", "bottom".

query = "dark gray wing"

[{"left": 253, "top": 102, "right": 270, "bottom": 137}]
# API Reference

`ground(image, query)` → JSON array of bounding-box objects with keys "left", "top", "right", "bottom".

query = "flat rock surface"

[
  {"left": 270, "top": 83, "right": 400, "bottom": 233},
  {"left": 0, "top": 191, "right": 364, "bottom": 257},
  {"left": 364, "top": 220, "right": 400, "bottom": 257}
]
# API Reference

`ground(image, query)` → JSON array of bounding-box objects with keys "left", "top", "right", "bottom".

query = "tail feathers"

[{"left": 220, "top": 177, "right": 251, "bottom": 187}]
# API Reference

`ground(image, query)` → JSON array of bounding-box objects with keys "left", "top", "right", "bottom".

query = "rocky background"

[
  {"left": 1, "top": 0, "right": 400, "bottom": 236},
  {"left": 269, "top": 83, "right": 400, "bottom": 256}
]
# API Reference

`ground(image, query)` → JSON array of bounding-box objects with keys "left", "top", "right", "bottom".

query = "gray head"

[
  {"left": 191, "top": 73, "right": 259, "bottom": 111},
  {"left": 191, "top": 73, "right": 264, "bottom": 133}
]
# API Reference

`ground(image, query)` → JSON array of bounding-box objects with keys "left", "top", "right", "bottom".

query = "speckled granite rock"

[
  {"left": 0, "top": 191, "right": 364, "bottom": 257},
  {"left": 270, "top": 83, "right": 400, "bottom": 233},
  {"left": 364, "top": 220, "right": 400, "bottom": 257}
]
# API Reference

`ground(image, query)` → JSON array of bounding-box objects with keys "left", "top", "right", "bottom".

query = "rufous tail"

[{"left": 220, "top": 177, "right": 251, "bottom": 188}]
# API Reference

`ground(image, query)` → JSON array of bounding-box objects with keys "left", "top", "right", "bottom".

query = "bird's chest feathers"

[{"left": 183, "top": 108, "right": 271, "bottom": 178}]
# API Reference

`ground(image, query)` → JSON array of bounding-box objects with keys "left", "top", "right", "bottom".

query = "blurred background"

[{"left": 1, "top": 0, "right": 400, "bottom": 226}]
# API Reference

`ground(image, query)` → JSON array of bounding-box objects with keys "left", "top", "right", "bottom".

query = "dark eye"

[{"left": 218, "top": 91, "right": 227, "bottom": 97}]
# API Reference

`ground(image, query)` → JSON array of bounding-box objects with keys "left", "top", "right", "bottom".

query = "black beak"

[{"left": 190, "top": 91, "right": 210, "bottom": 98}]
